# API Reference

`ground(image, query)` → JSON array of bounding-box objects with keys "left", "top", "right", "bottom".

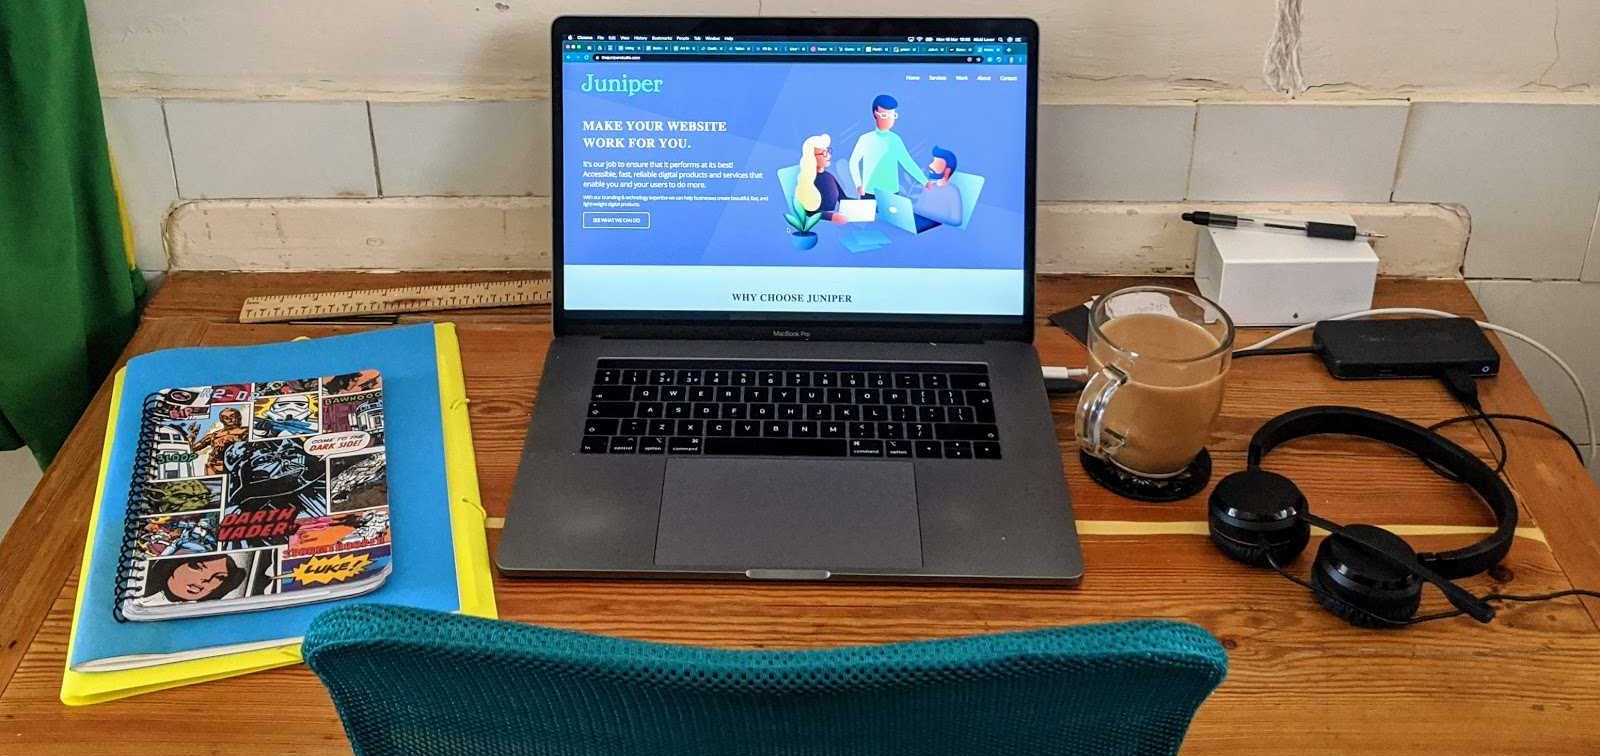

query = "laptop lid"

[{"left": 552, "top": 17, "right": 1038, "bottom": 342}]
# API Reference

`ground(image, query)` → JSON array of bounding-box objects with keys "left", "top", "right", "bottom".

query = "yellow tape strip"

[{"left": 483, "top": 516, "right": 1546, "bottom": 545}]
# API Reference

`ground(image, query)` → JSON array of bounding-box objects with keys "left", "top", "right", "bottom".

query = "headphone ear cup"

[
  {"left": 1309, "top": 526, "right": 1423, "bottom": 628},
  {"left": 1208, "top": 470, "right": 1311, "bottom": 567}
]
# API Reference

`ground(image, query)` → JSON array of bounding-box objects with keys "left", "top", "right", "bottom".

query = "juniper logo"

[{"left": 580, "top": 73, "right": 664, "bottom": 96}]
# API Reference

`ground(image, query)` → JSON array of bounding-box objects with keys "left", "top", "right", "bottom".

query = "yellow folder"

[{"left": 61, "top": 323, "right": 497, "bottom": 705}]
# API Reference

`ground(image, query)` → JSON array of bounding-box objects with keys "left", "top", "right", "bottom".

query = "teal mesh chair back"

[{"left": 303, "top": 604, "right": 1227, "bottom": 756}]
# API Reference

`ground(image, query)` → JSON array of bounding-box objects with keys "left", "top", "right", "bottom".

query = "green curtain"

[{"left": 1, "top": 1, "right": 144, "bottom": 468}]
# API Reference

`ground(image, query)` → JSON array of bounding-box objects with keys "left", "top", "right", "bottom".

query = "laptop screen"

[{"left": 557, "top": 24, "right": 1032, "bottom": 323}]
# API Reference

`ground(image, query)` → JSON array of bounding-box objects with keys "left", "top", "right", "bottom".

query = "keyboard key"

[
  {"left": 764, "top": 421, "right": 789, "bottom": 437},
  {"left": 580, "top": 436, "right": 608, "bottom": 453},
  {"left": 608, "top": 436, "right": 638, "bottom": 454},
  {"left": 707, "top": 420, "right": 733, "bottom": 436},
  {"left": 849, "top": 422, "right": 875, "bottom": 439},
  {"left": 885, "top": 439, "right": 912, "bottom": 458},
  {"left": 632, "top": 386, "right": 659, "bottom": 401},
  {"left": 868, "top": 372, "right": 891, "bottom": 388},
  {"left": 826, "top": 388, "right": 852, "bottom": 404},
  {"left": 911, "top": 390, "right": 937, "bottom": 405},
  {"left": 689, "top": 386, "right": 715, "bottom": 402},
  {"left": 773, "top": 387, "right": 797, "bottom": 403},
  {"left": 806, "top": 404, "right": 832, "bottom": 420},
  {"left": 759, "top": 370, "right": 781, "bottom": 387},
  {"left": 921, "top": 374, "right": 948, "bottom": 389},
  {"left": 676, "top": 419, "right": 703, "bottom": 436},
  {"left": 592, "top": 386, "right": 632, "bottom": 401},
  {"left": 854, "top": 388, "right": 879, "bottom": 404},
  {"left": 969, "top": 391, "right": 995, "bottom": 422},
  {"left": 948, "top": 406, "right": 976, "bottom": 423},
  {"left": 666, "top": 402, "right": 691, "bottom": 418},
  {"left": 936, "top": 423, "right": 1001, "bottom": 441},
  {"left": 706, "top": 370, "right": 730, "bottom": 385},
  {"left": 974, "top": 441, "right": 1003, "bottom": 459},
  {"left": 938, "top": 389, "right": 962, "bottom": 405},
  {"left": 594, "top": 368, "right": 620, "bottom": 384},
  {"left": 914, "top": 440, "right": 943, "bottom": 458},
  {"left": 639, "top": 436, "right": 666, "bottom": 454},
  {"left": 677, "top": 370, "right": 702, "bottom": 385},
  {"left": 883, "top": 389, "right": 907, "bottom": 404},
  {"left": 694, "top": 403, "right": 718, "bottom": 419},
  {"left": 588, "top": 401, "right": 634, "bottom": 418},
  {"left": 849, "top": 439, "right": 885, "bottom": 457},
  {"left": 943, "top": 441, "right": 973, "bottom": 459},
  {"left": 778, "top": 404, "right": 803, "bottom": 420},
  {"left": 820, "top": 422, "right": 846, "bottom": 438},
  {"left": 704, "top": 437, "right": 847, "bottom": 457},
  {"left": 744, "top": 387, "right": 770, "bottom": 403},
  {"left": 668, "top": 437, "right": 703, "bottom": 455},
  {"left": 584, "top": 418, "right": 619, "bottom": 436},
  {"left": 835, "top": 406, "right": 858, "bottom": 421},
  {"left": 908, "top": 423, "right": 934, "bottom": 440},
  {"left": 814, "top": 372, "right": 838, "bottom": 387},
  {"left": 735, "top": 420, "right": 761, "bottom": 437},
  {"left": 950, "top": 374, "right": 991, "bottom": 390},
  {"left": 649, "top": 369, "right": 675, "bottom": 384},
  {"left": 842, "top": 372, "right": 865, "bottom": 388},
  {"left": 733, "top": 370, "right": 757, "bottom": 386},
  {"left": 750, "top": 404, "right": 775, "bottom": 420},
  {"left": 716, "top": 387, "right": 741, "bottom": 402},
  {"left": 622, "top": 370, "right": 647, "bottom": 385},
  {"left": 894, "top": 373, "right": 920, "bottom": 388},
  {"left": 891, "top": 406, "right": 917, "bottom": 422},
  {"left": 661, "top": 386, "right": 687, "bottom": 402},
  {"left": 620, "top": 419, "right": 647, "bottom": 435},
  {"left": 720, "top": 404, "right": 747, "bottom": 419},
  {"left": 786, "top": 371, "right": 810, "bottom": 386},
  {"left": 799, "top": 388, "right": 826, "bottom": 403},
  {"left": 876, "top": 422, "right": 904, "bottom": 439},
  {"left": 649, "top": 420, "right": 673, "bottom": 436},
  {"left": 863, "top": 405, "right": 889, "bottom": 421},
  {"left": 918, "top": 406, "right": 946, "bottom": 423},
  {"left": 792, "top": 421, "right": 818, "bottom": 437}
]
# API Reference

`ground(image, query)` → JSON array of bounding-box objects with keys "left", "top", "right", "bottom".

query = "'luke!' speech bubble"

[{"left": 286, "top": 552, "right": 374, "bottom": 586}]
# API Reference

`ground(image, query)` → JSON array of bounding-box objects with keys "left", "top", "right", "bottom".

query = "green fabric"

[
  {"left": 0, "top": 0, "right": 143, "bottom": 466},
  {"left": 304, "top": 604, "right": 1228, "bottom": 756}
]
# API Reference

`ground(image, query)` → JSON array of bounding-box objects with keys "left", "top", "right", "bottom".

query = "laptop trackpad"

[{"left": 656, "top": 458, "right": 922, "bottom": 571}]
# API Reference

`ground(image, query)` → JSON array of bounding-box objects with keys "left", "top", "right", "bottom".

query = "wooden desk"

[{"left": 4, "top": 272, "right": 1599, "bottom": 754}]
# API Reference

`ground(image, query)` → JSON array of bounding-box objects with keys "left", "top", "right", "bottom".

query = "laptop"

[
  {"left": 498, "top": 16, "right": 1082, "bottom": 584},
  {"left": 878, "top": 193, "right": 942, "bottom": 234}
]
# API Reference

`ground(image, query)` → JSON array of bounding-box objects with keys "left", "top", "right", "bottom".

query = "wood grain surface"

[{"left": 3, "top": 273, "right": 1598, "bottom": 755}]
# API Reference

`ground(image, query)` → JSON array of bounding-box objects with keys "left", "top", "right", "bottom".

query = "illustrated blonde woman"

[{"left": 795, "top": 133, "right": 851, "bottom": 226}]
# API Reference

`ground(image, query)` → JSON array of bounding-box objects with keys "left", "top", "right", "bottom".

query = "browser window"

[{"left": 560, "top": 34, "right": 1029, "bottom": 318}]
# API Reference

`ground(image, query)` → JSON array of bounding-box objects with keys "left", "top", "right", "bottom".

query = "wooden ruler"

[{"left": 238, "top": 278, "right": 552, "bottom": 323}]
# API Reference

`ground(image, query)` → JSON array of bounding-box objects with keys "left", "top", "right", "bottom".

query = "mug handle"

[{"left": 1075, "top": 364, "right": 1129, "bottom": 459}]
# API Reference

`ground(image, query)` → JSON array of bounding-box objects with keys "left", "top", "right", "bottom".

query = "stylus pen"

[{"left": 1181, "top": 210, "right": 1386, "bottom": 241}]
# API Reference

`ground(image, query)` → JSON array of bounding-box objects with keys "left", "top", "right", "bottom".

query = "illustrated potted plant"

[{"left": 784, "top": 198, "right": 822, "bottom": 250}]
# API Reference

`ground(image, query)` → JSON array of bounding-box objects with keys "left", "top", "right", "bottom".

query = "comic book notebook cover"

[{"left": 115, "top": 371, "right": 392, "bottom": 622}]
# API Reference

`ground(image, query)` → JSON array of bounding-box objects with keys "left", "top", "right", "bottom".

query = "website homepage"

[{"left": 561, "top": 40, "right": 1029, "bottom": 317}]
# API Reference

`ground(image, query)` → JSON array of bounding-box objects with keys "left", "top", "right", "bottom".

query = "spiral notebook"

[
  {"left": 64, "top": 323, "right": 497, "bottom": 704},
  {"left": 114, "top": 372, "right": 392, "bottom": 623}
]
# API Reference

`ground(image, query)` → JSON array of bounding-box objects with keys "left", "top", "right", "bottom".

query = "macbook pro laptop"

[{"left": 498, "top": 16, "right": 1082, "bottom": 583}]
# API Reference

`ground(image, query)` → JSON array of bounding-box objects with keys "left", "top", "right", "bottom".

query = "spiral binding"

[{"left": 112, "top": 391, "right": 172, "bottom": 622}]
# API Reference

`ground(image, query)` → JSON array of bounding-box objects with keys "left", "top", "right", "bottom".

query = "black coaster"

[{"left": 1080, "top": 448, "right": 1212, "bottom": 503}]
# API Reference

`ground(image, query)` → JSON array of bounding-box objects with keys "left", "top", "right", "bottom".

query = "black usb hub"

[{"left": 1312, "top": 318, "right": 1500, "bottom": 380}]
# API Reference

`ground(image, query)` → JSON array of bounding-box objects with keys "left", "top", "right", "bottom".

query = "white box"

[{"left": 1193, "top": 213, "right": 1377, "bottom": 326}]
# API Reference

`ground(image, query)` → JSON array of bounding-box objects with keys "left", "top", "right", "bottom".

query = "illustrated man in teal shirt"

[{"left": 848, "top": 94, "right": 929, "bottom": 199}]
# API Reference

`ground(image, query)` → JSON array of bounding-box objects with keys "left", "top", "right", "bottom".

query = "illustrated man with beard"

[
  {"left": 221, "top": 438, "right": 329, "bottom": 548},
  {"left": 186, "top": 407, "right": 247, "bottom": 476}
]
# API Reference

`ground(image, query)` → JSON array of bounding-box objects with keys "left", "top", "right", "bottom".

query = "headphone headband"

[{"left": 1246, "top": 406, "right": 1516, "bottom": 578}]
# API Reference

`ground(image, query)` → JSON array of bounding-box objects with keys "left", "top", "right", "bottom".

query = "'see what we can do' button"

[{"left": 582, "top": 212, "right": 651, "bottom": 229}]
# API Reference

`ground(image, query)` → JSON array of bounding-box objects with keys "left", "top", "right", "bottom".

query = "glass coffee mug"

[{"left": 1074, "top": 286, "right": 1235, "bottom": 481}]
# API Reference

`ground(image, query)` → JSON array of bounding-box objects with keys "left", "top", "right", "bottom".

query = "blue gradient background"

[{"left": 563, "top": 60, "right": 1028, "bottom": 271}]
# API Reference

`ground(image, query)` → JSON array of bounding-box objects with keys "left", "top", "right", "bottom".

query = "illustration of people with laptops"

[{"left": 784, "top": 92, "right": 987, "bottom": 248}]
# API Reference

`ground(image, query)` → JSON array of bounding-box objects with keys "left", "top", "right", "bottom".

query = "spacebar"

[{"left": 703, "top": 438, "right": 848, "bottom": 457}]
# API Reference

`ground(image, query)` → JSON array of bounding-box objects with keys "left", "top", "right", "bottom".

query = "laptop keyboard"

[{"left": 582, "top": 359, "right": 1001, "bottom": 459}]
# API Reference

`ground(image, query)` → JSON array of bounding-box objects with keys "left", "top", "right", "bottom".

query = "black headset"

[{"left": 1208, "top": 406, "right": 1518, "bottom": 628}]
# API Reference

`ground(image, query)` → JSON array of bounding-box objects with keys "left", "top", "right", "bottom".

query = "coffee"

[{"left": 1088, "top": 312, "right": 1227, "bottom": 476}]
